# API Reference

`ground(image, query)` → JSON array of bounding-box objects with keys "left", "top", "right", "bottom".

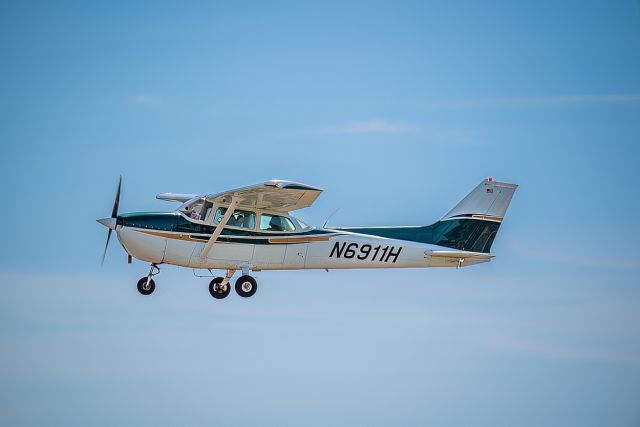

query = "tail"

[
  {"left": 332, "top": 178, "right": 517, "bottom": 254},
  {"left": 432, "top": 178, "right": 518, "bottom": 253}
]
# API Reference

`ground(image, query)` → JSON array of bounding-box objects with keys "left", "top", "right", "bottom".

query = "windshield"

[{"left": 180, "top": 198, "right": 206, "bottom": 221}]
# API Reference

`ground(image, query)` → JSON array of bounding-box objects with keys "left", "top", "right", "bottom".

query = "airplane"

[{"left": 97, "top": 177, "right": 517, "bottom": 299}]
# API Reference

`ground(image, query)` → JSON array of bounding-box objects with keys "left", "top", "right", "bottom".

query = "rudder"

[{"left": 442, "top": 178, "right": 518, "bottom": 222}]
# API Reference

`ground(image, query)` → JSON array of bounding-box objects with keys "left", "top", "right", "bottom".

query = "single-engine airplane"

[{"left": 97, "top": 177, "right": 517, "bottom": 299}]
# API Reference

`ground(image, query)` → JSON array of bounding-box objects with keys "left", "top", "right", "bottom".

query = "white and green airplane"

[{"left": 97, "top": 177, "right": 517, "bottom": 299}]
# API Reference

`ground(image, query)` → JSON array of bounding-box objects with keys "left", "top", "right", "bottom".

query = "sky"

[{"left": 1, "top": 0, "right": 640, "bottom": 425}]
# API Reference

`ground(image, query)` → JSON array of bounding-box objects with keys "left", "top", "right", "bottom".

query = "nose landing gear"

[{"left": 137, "top": 264, "right": 160, "bottom": 295}]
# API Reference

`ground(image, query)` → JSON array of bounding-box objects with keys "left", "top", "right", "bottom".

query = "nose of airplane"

[{"left": 97, "top": 217, "right": 117, "bottom": 230}]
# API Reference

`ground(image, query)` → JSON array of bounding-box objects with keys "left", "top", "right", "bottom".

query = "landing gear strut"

[{"left": 137, "top": 264, "right": 159, "bottom": 295}]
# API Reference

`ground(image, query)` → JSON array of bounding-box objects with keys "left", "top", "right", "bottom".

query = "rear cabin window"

[
  {"left": 213, "top": 208, "right": 256, "bottom": 230},
  {"left": 260, "top": 214, "right": 296, "bottom": 232},
  {"left": 293, "top": 217, "right": 311, "bottom": 230}
]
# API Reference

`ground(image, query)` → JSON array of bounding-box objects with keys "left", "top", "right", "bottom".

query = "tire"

[
  {"left": 235, "top": 275, "right": 257, "bottom": 298},
  {"left": 209, "top": 277, "right": 231, "bottom": 299},
  {"left": 137, "top": 277, "right": 155, "bottom": 295}
]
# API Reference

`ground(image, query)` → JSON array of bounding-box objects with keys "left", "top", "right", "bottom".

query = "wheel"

[
  {"left": 209, "top": 277, "right": 231, "bottom": 299},
  {"left": 235, "top": 275, "right": 257, "bottom": 298},
  {"left": 137, "top": 277, "right": 155, "bottom": 295}
]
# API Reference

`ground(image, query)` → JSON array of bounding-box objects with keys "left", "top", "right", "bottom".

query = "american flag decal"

[{"left": 486, "top": 188, "right": 494, "bottom": 193}]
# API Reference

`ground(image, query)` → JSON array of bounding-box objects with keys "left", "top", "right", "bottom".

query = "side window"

[
  {"left": 201, "top": 201, "right": 214, "bottom": 223},
  {"left": 228, "top": 210, "right": 256, "bottom": 229},
  {"left": 260, "top": 214, "right": 296, "bottom": 232},
  {"left": 214, "top": 208, "right": 256, "bottom": 230},
  {"left": 213, "top": 207, "right": 226, "bottom": 225},
  {"left": 292, "top": 217, "right": 311, "bottom": 230}
]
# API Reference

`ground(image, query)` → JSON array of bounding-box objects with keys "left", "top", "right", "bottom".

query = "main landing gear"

[
  {"left": 235, "top": 275, "right": 257, "bottom": 298},
  {"left": 208, "top": 269, "right": 258, "bottom": 300},
  {"left": 137, "top": 263, "right": 160, "bottom": 295},
  {"left": 209, "top": 269, "right": 234, "bottom": 299},
  {"left": 135, "top": 264, "right": 258, "bottom": 299}
]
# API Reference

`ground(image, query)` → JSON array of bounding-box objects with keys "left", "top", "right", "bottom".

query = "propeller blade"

[
  {"left": 101, "top": 229, "right": 112, "bottom": 266},
  {"left": 102, "top": 176, "right": 121, "bottom": 266},
  {"left": 111, "top": 175, "right": 122, "bottom": 218}
]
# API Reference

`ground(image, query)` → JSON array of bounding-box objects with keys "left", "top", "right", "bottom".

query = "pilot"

[{"left": 189, "top": 206, "right": 201, "bottom": 220}]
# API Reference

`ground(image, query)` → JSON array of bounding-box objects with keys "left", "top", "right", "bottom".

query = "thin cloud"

[
  {"left": 522, "top": 93, "right": 640, "bottom": 105},
  {"left": 505, "top": 240, "right": 639, "bottom": 270},
  {"left": 431, "top": 93, "right": 640, "bottom": 109},
  {"left": 304, "top": 120, "right": 474, "bottom": 144},
  {"left": 489, "top": 335, "right": 640, "bottom": 366},
  {"left": 329, "top": 119, "right": 419, "bottom": 134},
  {"left": 131, "top": 94, "right": 163, "bottom": 106}
]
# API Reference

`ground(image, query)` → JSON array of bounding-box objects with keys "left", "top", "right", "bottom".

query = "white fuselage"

[{"left": 116, "top": 225, "right": 487, "bottom": 271}]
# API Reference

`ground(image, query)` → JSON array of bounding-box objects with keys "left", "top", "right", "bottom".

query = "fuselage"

[{"left": 114, "top": 211, "right": 491, "bottom": 271}]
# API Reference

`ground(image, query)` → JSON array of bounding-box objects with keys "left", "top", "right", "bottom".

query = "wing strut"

[{"left": 200, "top": 196, "right": 239, "bottom": 260}]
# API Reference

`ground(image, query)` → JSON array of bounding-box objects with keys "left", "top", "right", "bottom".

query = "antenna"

[{"left": 323, "top": 208, "right": 340, "bottom": 228}]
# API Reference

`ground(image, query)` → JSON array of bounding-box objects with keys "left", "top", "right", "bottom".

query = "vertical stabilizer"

[{"left": 442, "top": 178, "right": 518, "bottom": 222}]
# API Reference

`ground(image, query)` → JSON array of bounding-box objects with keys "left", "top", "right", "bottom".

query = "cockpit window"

[
  {"left": 213, "top": 208, "right": 256, "bottom": 230},
  {"left": 181, "top": 199, "right": 206, "bottom": 221},
  {"left": 259, "top": 214, "right": 296, "bottom": 232}
]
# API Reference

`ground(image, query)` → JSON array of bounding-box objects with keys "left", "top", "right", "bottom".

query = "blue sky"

[{"left": 1, "top": 1, "right": 640, "bottom": 425}]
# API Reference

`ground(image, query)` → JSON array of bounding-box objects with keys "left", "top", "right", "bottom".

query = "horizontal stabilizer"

[{"left": 427, "top": 250, "right": 493, "bottom": 260}]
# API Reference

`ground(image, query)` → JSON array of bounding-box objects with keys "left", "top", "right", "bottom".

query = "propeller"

[{"left": 98, "top": 176, "right": 122, "bottom": 266}]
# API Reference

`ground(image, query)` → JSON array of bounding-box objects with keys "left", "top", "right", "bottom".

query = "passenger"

[
  {"left": 269, "top": 216, "right": 284, "bottom": 231},
  {"left": 227, "top": 213, "right": 240, "bottom": 227}
]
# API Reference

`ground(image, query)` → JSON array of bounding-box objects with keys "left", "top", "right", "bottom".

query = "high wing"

[
  {"left": 156, "top": 193, "right": 198, "bottom": 203},
  {"left": 205, "top": 180, "right": 323, "bottom": 213}
]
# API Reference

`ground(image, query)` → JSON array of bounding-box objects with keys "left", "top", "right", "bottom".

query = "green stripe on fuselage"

[
  {"left": 334, "top": 219, "right": 501, "bottom": 253},
  {"left": 118, "top": 212, "right": 336, "bottom": 244},
  {"left": 118, "top": 213, "right": 501, "bottom": 252}
]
